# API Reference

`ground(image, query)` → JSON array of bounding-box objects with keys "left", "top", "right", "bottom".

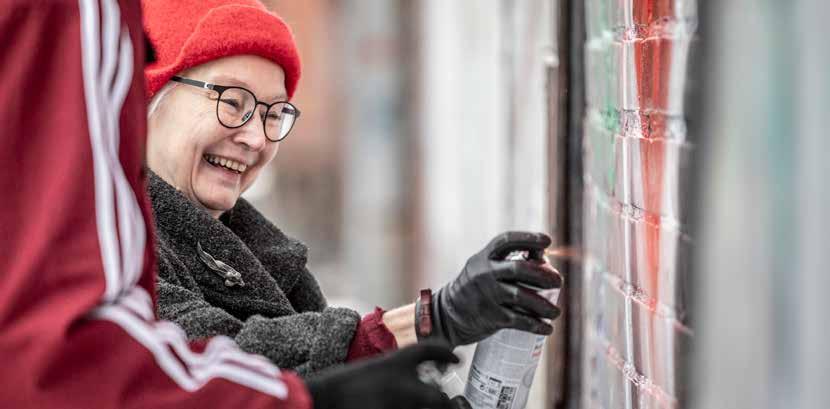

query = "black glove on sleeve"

[
  {"left": 425, "top": 231, "right": 562, "bottom": 348},
  {"left": 306, "top": 343, "right": 462, "bottom": 409},
  {"left": 450, "top": 395, "right": 473, "bottom": 409}
]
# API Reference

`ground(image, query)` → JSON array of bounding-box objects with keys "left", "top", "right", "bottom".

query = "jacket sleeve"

[
  {"left": 0, "top": 1, "right": 311, "bottom": 408},
  {"left": 346, "top": 308, "right": 399, "bottom": 362},
  {"left": 156, "top": 249, "right": 362, "bottom": 375},
  {"left": 286, "top": 266, "right": 398, "bottom": 363}
]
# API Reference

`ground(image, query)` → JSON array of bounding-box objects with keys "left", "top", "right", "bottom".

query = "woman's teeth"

[{"left": 204, "top": 154, "right": 247, "bottom": 173}]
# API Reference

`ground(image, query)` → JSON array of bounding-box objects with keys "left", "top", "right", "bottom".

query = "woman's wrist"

[{"left": 381, "top": 303, "right": 417, "bottom": 347}]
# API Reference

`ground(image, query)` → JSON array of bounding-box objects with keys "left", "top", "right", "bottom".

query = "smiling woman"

[
  {"left": 142, "top": 0, "right": 405, "bottom": 375},
  {"left": 142, "top": 0, "right": 562, "bottom": 381},
  {"left": 147, "top": 55, "right": 289, "bottom": 216}
]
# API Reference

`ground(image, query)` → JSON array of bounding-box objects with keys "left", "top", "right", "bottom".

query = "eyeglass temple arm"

[
  {"left": 170, "top": 76, "right": 216, "bottom": 91},
  {"left": 170, "top": 75, "right": 299, "bottom": 118}
]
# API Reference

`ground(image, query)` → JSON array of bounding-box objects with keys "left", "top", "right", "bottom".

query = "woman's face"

[{"left": 147, "top": 55, "right": 287, "bottom": 217}]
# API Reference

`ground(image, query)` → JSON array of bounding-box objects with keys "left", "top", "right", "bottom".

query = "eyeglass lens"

[{"left": 216, "top": 87, "right": 297, "bottom": 141}]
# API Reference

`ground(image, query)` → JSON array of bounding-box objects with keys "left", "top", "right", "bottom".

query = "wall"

[
  {"left": 692, "top": 0, "right": 830, "bottom": 408},
  {"left": 580, "top": 1, "right": 697, "bottom": 408}
]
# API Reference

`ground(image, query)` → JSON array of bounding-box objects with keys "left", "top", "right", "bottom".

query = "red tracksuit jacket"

[{"left": 0, "top": 0, "right": 311, "bottom": 407}]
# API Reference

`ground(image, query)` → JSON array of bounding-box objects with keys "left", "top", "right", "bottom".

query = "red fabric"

[
  {"left": 346, "top": 308, "right": 399, "bottom": 361},
  {"left": 142, "top": 0, "right": 301, "bottom": 99},
  {"left": 0, "top": 1, "right": 309, "bottom": 408}
]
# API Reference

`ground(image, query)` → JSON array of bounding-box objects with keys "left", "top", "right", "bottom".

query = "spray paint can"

[{"left": 462, "top": 252, "right": 561, "bottom": 409}]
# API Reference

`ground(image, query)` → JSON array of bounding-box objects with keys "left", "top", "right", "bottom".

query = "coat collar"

[{"left": 147, "top": 171, "right": 308, "bottom": 298}]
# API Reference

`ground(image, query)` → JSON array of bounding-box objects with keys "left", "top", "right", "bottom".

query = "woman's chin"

[
  {"left": 193, "top": 189, "right": 238, "bottom": 216},
  {"left": 193, "top": 170, "right": 241, "bottom": 215}
]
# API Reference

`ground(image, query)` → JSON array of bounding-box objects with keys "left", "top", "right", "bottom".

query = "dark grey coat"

[{"left": 148, "top": 172, "right": 360, "bottom": 375}]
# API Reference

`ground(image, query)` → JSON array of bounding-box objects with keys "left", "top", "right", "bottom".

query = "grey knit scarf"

[{"left": 147, "top": 170, "right": 360, "bottom": 374}]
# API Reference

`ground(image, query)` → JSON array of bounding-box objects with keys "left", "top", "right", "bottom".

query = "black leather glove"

[
  {"left": 450, "top": 395, "right": 472, "bottom": 409},
  {"left": 306, "top": 343, "right": 469, "bottom": 409},
  {"left": 424, "top": 231, "right": 562, "bottom": 348}
]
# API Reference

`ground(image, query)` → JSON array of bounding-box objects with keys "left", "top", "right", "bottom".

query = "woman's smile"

[
  {"left": 203, "top": 154, "right": 248, "bottom": 173},
  {"left": 200, "top": 153, "right": 244, "bottom": 190}
]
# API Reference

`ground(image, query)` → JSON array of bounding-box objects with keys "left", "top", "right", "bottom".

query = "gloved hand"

[
  {"left": 424, "top": 231, "right": 562, "bottom": 348},
  {"left": 450, "top": 395, "right": 472, "bottom": 409},
  {"left": 306, "top": 343, "right": 470, "bottom": 409}
]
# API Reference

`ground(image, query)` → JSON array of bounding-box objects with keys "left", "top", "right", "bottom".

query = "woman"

[{"left": 143, "top": 0, "right": 561, "bottom": 375}]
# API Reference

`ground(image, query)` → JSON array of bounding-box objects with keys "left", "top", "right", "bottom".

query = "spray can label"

[{"left": 464, "top": 288, "right": 560, "bottom": 409}]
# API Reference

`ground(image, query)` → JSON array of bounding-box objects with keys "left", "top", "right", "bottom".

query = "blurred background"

[
  {"left": 247, "top": 1, "right": 830, "bottom": 408},
  {"left": 256, "top": 0, "right": 556, "bottom": 406},
  {"left": 254, "top": 0, "right": 553, "bottom": 311}
]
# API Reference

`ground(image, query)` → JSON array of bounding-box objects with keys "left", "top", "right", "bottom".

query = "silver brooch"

[{"left": 196, "top": 242, "right": 245, "bottom": 287}]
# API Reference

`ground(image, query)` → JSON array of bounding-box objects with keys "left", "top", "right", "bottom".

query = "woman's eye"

[
  {"left": 267, "top": 112, "right": 281, "bottom": 121},
  {"left": 220, "top": 98, "right": 241, "bottom": 109}
]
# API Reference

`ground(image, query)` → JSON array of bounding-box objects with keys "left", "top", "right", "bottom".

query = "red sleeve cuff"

[
  {"left": 345, "top": 307, "right": 398, "bottom": 362},
  {"left": 282, "top": 371, "right": 314, "bottom": 409}
]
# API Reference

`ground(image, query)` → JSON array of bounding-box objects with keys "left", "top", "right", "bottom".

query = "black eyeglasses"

[{"left": 170, "top": 76, "right": 300, "bottom": 142}]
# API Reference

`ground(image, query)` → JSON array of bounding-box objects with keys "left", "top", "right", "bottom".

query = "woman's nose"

[{"left": 233, "top": 114, "right": 267, "bottom": 152}]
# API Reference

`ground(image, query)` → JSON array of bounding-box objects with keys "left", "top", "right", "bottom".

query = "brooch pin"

[{"left": 196, "top": 242, "right": 245, "bottom": 287}]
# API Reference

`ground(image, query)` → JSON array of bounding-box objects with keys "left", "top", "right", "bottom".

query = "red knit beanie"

[{"left": 142, "top": 0, "right": 301, "bottom": 99}]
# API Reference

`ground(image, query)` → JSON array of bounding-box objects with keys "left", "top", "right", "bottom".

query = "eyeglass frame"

[{"left": 169, "top": 75, "right": 301, "bottom": 142}]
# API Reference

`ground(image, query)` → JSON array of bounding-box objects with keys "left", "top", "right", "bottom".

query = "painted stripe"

[{"left": 78, "top": 0, "right": 290, "bottom": 399}]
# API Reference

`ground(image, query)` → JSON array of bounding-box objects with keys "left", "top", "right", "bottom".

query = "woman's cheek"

[{"left": 240, "top": 166, "right": 260, "bottom": 194}]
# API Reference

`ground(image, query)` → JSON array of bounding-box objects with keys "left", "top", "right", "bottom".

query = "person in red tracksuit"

[{"left": 0, "top": 1, "right": 468, "bottom": 408}]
